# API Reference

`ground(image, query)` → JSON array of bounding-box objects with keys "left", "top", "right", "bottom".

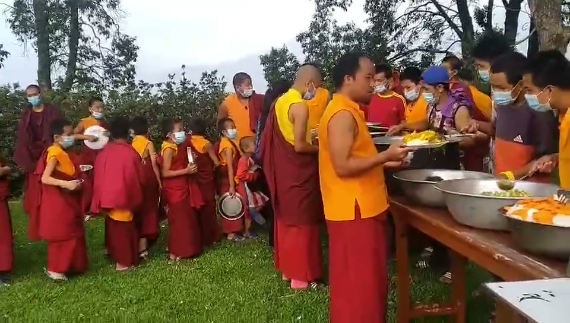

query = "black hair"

[
  {"left": 472, "top": 31, "right": 512, "bottom": 62},
  {"left": 217, "top": 117, "right": 234, "bottom": 135},
  {"left": 525, "top": 50, "right": 570, "bottom": 89},
  {"left": 25, "top": 84, "right": 41, "bottom": 93},
  {"left": 109, "top": 116, "right": 130, "bottom": 140},
  {"left": 130, "top": 116, "right": 149, "bottom": 136},
  {"left": 50, "top": 119, "right": 72, "bottom": 137},
  {"left": 442, "top": 55, "right": 463, "bottom": 71},
  {"left": 258, "top": 80, "right": 292, "bottom": 136},
  {"left": 490, "top": 51, "right": 528, "bottom": 85},
  {"left": 159, "top": 118, "right": 180, "bottom": 138},
  {"left": 232, "top": 72, "right": 252, "bottom": 87},
  {"left": 88, "top": 96, "right": 103, "bottom": 107},
  {"left": 399, "top": 67, "right": 422, "bottom": 84},
  {"left": 374, "top": 63, "right": 393, "bottom": 78},
  {"left": 332, "top": 52, "right": 369, "bottom": 90},
  {"left": 239, "top": 136, "right": 255, "bottom": 152},
  {"left": 457, "top": 69, "right": 475, "bottom": 82},
  {"left": 188, "top": 118, "right": 208, "bottom": 136}
]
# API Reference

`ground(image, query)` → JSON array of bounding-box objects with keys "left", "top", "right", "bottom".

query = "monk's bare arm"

[
  {"left": 224, "top": 148, "right": 236, "bottom": 193},
  {"left": 0, "top": 165, "right": 10, "bottom": 177},
  {"left": 41, "top": 158, "right": 69, "bottom": 188},
  {"left": 217, "top": 101, "right": 229, "bottom": 121},
  {"left": 161, "top": 149, "right": 187, "bottom": 178},
  {"left": 290, "top": 102, "right": 318, "bottom": 153},
  {"left": 147, "top": 144, "right": 162, "bottom": 187},
  {"left": 328, "top": 110, "right": 389, "bottom": 178},
  {"left": 73, "top": 122, "right": 84, "bottom": 135},
  {"left": 205, "top": 143, "right": 221, "bottom": 167}
]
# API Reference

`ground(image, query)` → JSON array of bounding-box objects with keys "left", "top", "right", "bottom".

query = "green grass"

[{"left": 0, "top": 203, "right": 493, "bottom": 322}]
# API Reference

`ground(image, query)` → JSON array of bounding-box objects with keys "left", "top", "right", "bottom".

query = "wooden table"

[{"left": 390, "top": 196, "right": 567, "bottom": 322}]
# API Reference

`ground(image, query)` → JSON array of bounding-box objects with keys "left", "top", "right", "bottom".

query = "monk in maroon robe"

[
  {"left": 13, "top": 84, "right": 63, "bottom": 241},
  {"left": 0, "top": 154, "right": 13, "bottom": 285}
]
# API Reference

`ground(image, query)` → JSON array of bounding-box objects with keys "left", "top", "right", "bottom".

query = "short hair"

[
  {"left": 239, "top": 136, "right": 255, "bottom": 151},
  {"left": 25, "top": 84, "right": 41, "bottom": 93},
  {"left": 159, "top": 118, "right": 180, "bottom": 138},
  {"left": 332, "top": 52, "right": 369, "bottom": 89},
  {"left": 374, "top": 63, "right": 393, "bottom": 78},
  {"left": 301, "top": 62, "right": 319, "bottom": 69},
  {"left": 472, "top": 31, "right": 512, "bottom": 62},
  {"left": 130, "top": 116, "right": 149, "bottom": 136},
  {"left": 525, "top": 50, "right": 570, "bottom": 89},
  {"left": 457, "top": 68, "right": 475, "bottom": 82},
  {"left": 232, "top": 72, "right": 251, "bottom": 87},
  {"left": 490, "top": 51, "right": 528, "bottom": 85},
  {"left": 217, "top": 117, "right": 234, "bottom": 135},
  {"left": 442, "top": 55, "right": 463, "bottom": 71},
  {"left": 399, "top": 67, "right": 422, "bottom": 84},
  {"left": 88, "top": 97, "right": 103, "bottom": 107},
  {"left": 50, "top": 119, "right": 72, "bottom": 137},
  {"left": 109, "top": 116, "right": 130, "bottom": 140},
  {"left": 188, "top": 118, "right": 208, "bottom": 136}
]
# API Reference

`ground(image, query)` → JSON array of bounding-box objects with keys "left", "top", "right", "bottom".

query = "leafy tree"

[
  {"left": 0, "top": 44, "right": 9, "bottom": 69},
  {"left": 259, "top": 46, "right": 300, "bottom": 87}
]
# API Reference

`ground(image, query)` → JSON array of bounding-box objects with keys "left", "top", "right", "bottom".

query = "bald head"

[{"left": 296, "top": 64, "right": 321, "bottom": 84}]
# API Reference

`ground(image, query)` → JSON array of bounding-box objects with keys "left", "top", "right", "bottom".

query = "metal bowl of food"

[
  {"left": 393, "top": 169, "right": 494, "bottom": 208},
  {"left": 435, "top": 179, "right": 560, "bottom": 230},
  {"left": 506, "top": 216, "right": 570, "bottom": 259}
]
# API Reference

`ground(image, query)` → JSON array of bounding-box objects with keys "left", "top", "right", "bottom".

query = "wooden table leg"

[
  {"left": 450, "top": 250, "right": 467, "bottom": 323},
  {"left": 394, "top": 210, "right": 411, "bottom": 322},
  {"left": 495, "top": 301, "right": 528, "bottom": 323}
]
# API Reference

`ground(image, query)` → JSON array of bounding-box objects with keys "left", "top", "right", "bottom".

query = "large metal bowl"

[
  {"left": 435, "top": 179, "right": 560, "bottom": 231},
  {"left": 393, "top": 169, "right": 494, "bottom": 208},
  {"left": 506, "top": 216, "right": 570, "bottom": 259}
]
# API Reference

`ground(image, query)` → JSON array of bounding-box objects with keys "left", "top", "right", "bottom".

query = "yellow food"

[
  {"left": 503, "top": 197, "right": 570, "bottom": 227},
  {"left": 481, "top": 190, "right": 531, "bottom": 197},
  {"left": 402, "top": 131, "right": 443, "bottom": 145}
]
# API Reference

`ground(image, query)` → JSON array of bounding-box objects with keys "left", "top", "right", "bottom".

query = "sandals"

[
  {"left": 243, "top": 232, "right": 258, "bottom": 239},
  {"left": 227, "top": 235, "right": 245, "bottom": 242},
  {"left": 139, "top": 250, "right": 149, "bottom": 260},
  {"left": 116, "top": 266, "right": 136, "bottom": 273},
  {"left": 415, "top": 247, "right": 433, "bottom": 269},
  {"left": 44, "top": 268, "right": 68, "bottom": 282},
  {"left": 439, "top": 271, "right": 452, "bottom": 284}
]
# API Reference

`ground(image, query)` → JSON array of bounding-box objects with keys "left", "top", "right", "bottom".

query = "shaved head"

[{"left": 295, "top": 64, "right": 322, "bottom": 88}]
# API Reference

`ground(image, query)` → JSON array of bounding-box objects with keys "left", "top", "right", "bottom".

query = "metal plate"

[
  {"left": 403, "top": 140, "right": 449, "bottom": 149},
  {"left": 217, "top": 192, "right": 245, "bottom": 221},
  {"left": 83, "top": 125, "right": 109, "bottom": 150}
]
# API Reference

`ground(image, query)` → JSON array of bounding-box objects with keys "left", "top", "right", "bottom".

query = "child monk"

[
  {"left": 216, "top": 117, "right": 244, "bottom": 241},
  {"left": 160, "top": 118, "right": 202, "bottom": 261},
  {"left": 36, "top": 119, "right": 88, "bottom": 281},
  {"left": 130, "top": 116, "right": 161, "bottom": 259},
  {"left": 91, "top": 117, "right": 144, "bottom": 272},
  {"left": 188, "top": 118, "right": 221, "bottom": 247},
  {"left": 0, "top": 153, "right": 13, "bottom": 286}
]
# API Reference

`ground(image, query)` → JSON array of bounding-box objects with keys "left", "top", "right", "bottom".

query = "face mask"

[
  {"left": 226, "top": 129, "right": 237, "bottom": 139},
  {"left": 423, "top": 92, "right": 437, "bottom": 105},
  {"left": 478, "top": 70, "right": 490, "bottom": 83},
  {"left": 241, "top": 88, "right": 253, "bottom": 98},
  {"left": 525, "top": 94, "right": 551, "bottom": 112},
  {"left": 28, "top": 95, "right": 41, "bottom": 107},
  {"left": 92, "top": 111, "right": 103, "bottom": 119},
  {"left": 374, "top": 85, "right": 387, "bottom": 94},
  {"left": 404, "top": 88, "right": 419, "bottom": 101},
  {"left": 173, "top": 131, "right": 186, "bottom": 144},
  {"left": 60, "top": 136, "right": 75, "bottom": 149},
  {"left": 491, "top": 91, "right": 514, "bottom": 106}
]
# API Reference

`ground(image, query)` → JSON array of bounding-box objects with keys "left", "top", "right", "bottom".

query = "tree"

[
  {"left": 529, "top": 0, "right": 570, "bottom": 52},
  {"left": 0, "top": 44, "right": 9, "bottom": 69},
  {"left": 259, "top": 46, "right": 300, "bottom": 87}
]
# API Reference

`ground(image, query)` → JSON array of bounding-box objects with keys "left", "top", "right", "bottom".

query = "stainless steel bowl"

[
  {"left": 393, "top": 169, "right": 494, "bottom": 208},
  {"left": 435, "top": 179, "right": 560, "bottom": 230},
  {"left": 506, "top": 217, "right": 570, "bottom": 259}
]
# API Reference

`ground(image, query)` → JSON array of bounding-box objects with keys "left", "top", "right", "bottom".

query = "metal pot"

[
  {"left": 393, "top": 169, "right": 494, "bottom": 208},
  {"left": 506, "top": 216, "right": 570, "bottom": 259},
  {"left": 435, "top": 179, "right": 560, "bottom": 231}
]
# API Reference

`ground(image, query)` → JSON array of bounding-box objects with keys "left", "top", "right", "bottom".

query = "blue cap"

[{"left": 422, "top": 66, "right": 450, "bottom": 85}]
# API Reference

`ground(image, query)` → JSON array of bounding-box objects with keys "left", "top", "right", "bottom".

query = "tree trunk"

[
  {"left": 32, "top": 0, "right": 52, "bottom": 90},
  {"left": 486, "top": 0, "right": 494, "bottom": 32},
  {"left": 456, "top": 0, "right": 476, "bottom": 61},
  {"left": 62, "top": 0, "right": 80, "bottom": 92},
  {"left": 529, "top": 0, "right": 570, "bottom": 52},
  {"left": 503, "top": 0, "right": 523, "bottom": 45},
  {"left": 527, "top": 17, "right": 540, "bottom": 57}
]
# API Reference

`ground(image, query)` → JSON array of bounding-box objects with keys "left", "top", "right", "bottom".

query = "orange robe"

[
  {"left": 132, "top": 135, "right": 160, "bottom": 241},
  {"left": 215, "top": 137, "right": 244, "bottom": 234},
  {"left": 77, "top": 116, "right": 107, "bottom": 215},
  {"left": 306, "top": 88, "right": 330, "bottom": 129},
  {"left": 223, "top": 93, "right": 264, "bottom": 141},
  {"left": 560, "top": 112, "right": 570, "bottom": 189},
  {"left": 0, "top": 159, "right": 13, "bottom": 273}
]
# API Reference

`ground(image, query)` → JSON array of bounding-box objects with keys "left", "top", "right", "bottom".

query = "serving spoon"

[{"left": 496, "top": 172, "right": 531, "bottom": 191}]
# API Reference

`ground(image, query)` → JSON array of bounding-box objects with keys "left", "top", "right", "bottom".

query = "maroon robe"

[
  {"left": 77, "top": 119, "right": 108, "bottom": 215},
  {"left": 0, "top": 164, "right": 13, "bottom": 273},
  {"left": 259, "top": 105, "right": 324, "bottom": 282},
  {"left": 13, "top": 105, "right": 62, "bottom": 241},
  {"left": 214, "top": 140, "right": 244, "bottom": 234},
  {"left": 136, "top": 151, "right": 160, "bottom": 241},
  {"left": 247, "top": 93, "right": 265, "bottom": 134},
  {"left": 34, "top": 149, "right": 88, "bottom": 274}
]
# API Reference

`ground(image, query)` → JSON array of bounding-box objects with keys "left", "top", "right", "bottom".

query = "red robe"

[
  {"left": 160, "top": 141, "right": 203, "bottom": 258},
  {"left": 13, "top": 105, "right": 62, "bottom": 241},
  {"left": 260, "top": 105, "right": 324, "bottom": 282},
  {"left": 34, "top": 149, "right": 88, "bottom": 274},
  {"left": 0, "top": 164, "right": 13, "bottom": 273},
  {"left": 136, "top": 151, "right": 160, "bottom": 241},
  {"left": 77, "top": 119, "right": 108, "bottom": 215},
  {"left": 214, "top": 140, "right": 244, "bottom": 234},
  {"left": 247, "top": 92, "right": 265, "bottom": 134}
]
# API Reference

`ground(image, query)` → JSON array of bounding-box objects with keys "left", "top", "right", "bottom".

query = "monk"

[
  {"left": 188, "top": 118, "right": 221, "bottom": 247},
  {"left": 36, "top": 119, "right": 88, "bottom": 281},
  {"left": 217, "top": 72, "right": 265, "bottom": 141},
  {"left": 13, "top": 84, "right": 63, "bottom": 241},
  {"left": 260, "top": 64, "right": 324, "bottom": 290},
  {"left": 91, "top": 117, "right": 144, "bottom": 271},
  {"left": 73, "top": 97, "right": 107, "bottom": 219},
  {"left": 130, "top": 116, "right": 161, "bottom": 258},
  {"left": 318, "top": 52, "right": 412, "bottom": 323},
  {"left": 302, "top": 64, "right": 330, "bottom": 130},
  {"left": 0, "top": 153, "right": 13, "bottom": 286},
  {"left": 160, "top": 118, "right": 203, "bottom": 260},
  {"left": 457, "top": 69, "right": 493, "bottom": 120}
]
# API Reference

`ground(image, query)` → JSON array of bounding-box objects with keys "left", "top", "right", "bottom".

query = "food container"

[
  {"left": 435, "top": 179, "right": 560, "bottom": 231},
  {"left": 505, "top": 216, "right": 570, "bottom": 259}
]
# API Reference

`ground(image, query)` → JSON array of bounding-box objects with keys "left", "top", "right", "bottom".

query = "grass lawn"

[{"left": 0, "top": 203, "right": 494, "bottom": 322}]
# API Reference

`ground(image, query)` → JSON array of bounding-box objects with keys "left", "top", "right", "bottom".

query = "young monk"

[
  {"left": 188, "top": 118, "right": 221, "bottom": 247},
  {"left": 130, "top": 116, "right": 161, "bottom": 259},
  {"left": 302, "top": 64, "right": 329, "bottom": 130},
  {"left": 91, "top": 117, "right": 144, "bottom": 272},
  {"left": 0, "top": 153, "right": 13, "bottom": 286},
  {"left": 216, "top": 117, "right": 244, "bottom": 241},
  {"left": 160, "top": 118, "right": 203, "bottom": 260},
  {"left": 318, "top": 52, "right": 411, "bottom": 322},
  {"left": 365, "top": 63, "right": 406, "bottom": 127},
  {"left": 36, "top": 119, "right": 88, "bottom": 281},
  {"left": 260, "top": 64, "right": 324, "bottom": 290}
]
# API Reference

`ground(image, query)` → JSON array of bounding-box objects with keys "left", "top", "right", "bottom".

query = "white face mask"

[{"left": 241, "top": 88, "right": 253, "bottom": 98}]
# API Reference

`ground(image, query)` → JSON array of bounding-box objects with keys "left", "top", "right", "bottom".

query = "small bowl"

[{"left": 79, "top": 165, "right": 93, "bottom": 172}]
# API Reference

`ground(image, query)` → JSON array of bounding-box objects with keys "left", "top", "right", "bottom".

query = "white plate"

[
  {"left": 83, "top": 125, "right": 109, "bottom": 150},
  {"left": 79, "top": 164, "right": 93, "bottom": 172}
]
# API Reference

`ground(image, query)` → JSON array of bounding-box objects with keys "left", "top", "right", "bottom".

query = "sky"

[{"left": 0, "top": 0, "right": 532, "bottom": 92}]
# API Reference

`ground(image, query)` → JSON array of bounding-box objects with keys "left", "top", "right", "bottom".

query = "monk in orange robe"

[
  {"left": 0, "top": 153, "right": 13, "bottom": 285},
  {"left": 217, "top": 72, "right": 265, "bottom": 141},
  {"left": 159, "top": 118, "right": 203, "bottom": 260},
  {"left": 319, "top": 53, "right": 411, "bottom": 322},
  {"left": 73, "top": 97, "right": 107, "bottom": 219},
  {"left": 189, "top": 118, "right": 221, "bottom": 247},
  {"left": 260, "top": 64, "right": 324, "bottom": 290},
  {"left": 91, "top": 117, "right": 144, "bottom": 271},
  {"left": 35, "top": 119, "right": 88, "bottom": 281},
  {"left": 130, "top": 116, "right": 162, "bottom": 258}
]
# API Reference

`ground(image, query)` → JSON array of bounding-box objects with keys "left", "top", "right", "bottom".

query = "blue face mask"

[
  {"left": 404, "top": 88, "right": 419, "bottom": 101},
  {"left": 92, "top": 111, "right": 103, "bottom": 119},
  {"left": 491, "top": 91, "right": 514, "bottom": 106},
  {"left": 525, "top": 94, "right": 551, "bottom": 111},
  {"left": 60, "top": 136, "right": 75, "bottom": 149},
  {"left": 226, "top": 128, "right": 238, "bottom": 139},
  {"left": 423, "top": 92, "right": 437, "bottom": 105},
  {"left": 173, "top": 131, "right": 186, "bottom": 144},
  {"left": 28, "top": 95, "right": 41, "bottom": 107},
  {"left": 478, "top": 70, "right": 490, "bottom": 83}
]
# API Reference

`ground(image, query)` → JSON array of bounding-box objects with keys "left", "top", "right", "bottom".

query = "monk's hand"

[
  {"left": 387, "top": 124, "right": 404, "bottom": 136},
  {"left": 186, "top": 163, "right": 197, "bottom": 174},
  {"left": 63, "top": 180, "right": 80, "bottom": 191},
  {"left": 530, "top": 155, "right": 557, "bottom": 175},
  {"left": 461, "top": 120, "right": 478, "bottom": 134},
  {"left": 86, "top": 135, "right": 98, "bottom": 142},
  {"left": 384, "top": 143, "right": 413, "bottom": 162},
  {"left": 229, "top": 186, "right": 236, "bottom": 197}
]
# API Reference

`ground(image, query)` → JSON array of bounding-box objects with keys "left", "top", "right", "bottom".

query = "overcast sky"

[{"left": 0, "top": 0, "right": 531, "bottom": 92}]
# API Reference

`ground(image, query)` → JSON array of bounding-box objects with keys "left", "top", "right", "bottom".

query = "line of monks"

[{"left": 3, "top": 30, "right": 570, "bottom": 323}]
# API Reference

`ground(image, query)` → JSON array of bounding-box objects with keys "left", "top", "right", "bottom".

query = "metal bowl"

[
  {"left": 393, "top": 169, "right": 494, "bottom": 208},
  {"left": 435, "top": 179, "right": 560, "bottom": 231},
  {"left": 506, "top": 216, "right": 570, "bottom": 259}
]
